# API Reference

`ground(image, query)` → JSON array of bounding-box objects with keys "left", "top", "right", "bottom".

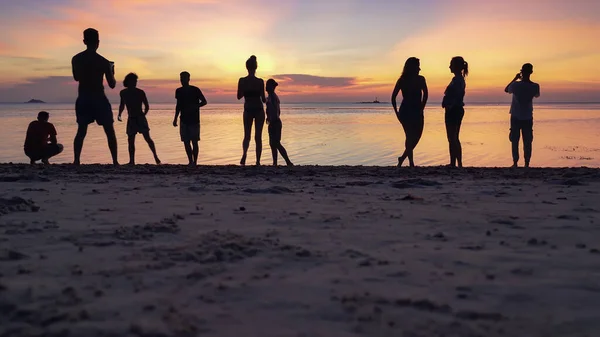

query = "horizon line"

[{"left": 2, "top": 101, "right": 600, "bottom": 105}]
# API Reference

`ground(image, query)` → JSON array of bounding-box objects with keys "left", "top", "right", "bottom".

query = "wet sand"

[{"left": 1, "top": 164, "right": 600, "bottom": 337}]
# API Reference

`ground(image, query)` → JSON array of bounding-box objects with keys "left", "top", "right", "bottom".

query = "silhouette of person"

[
  {"left": 391, "top": 57, "right": 429, "bottom": 167},
  {"left": 237, "top": 55, "right": 266, "bottom": 166},
  {"left": 266, "top": 79, "right": 293, "bottom": 166},
  {"left": 505, "top": 63, "right": 540, "bottom": 168},
  {"left": 118, "top": 73, "right": 161, "bottom": 165},
  {"left": 442, "top": 56, "right": 469, "bottom": 168},
  {"left": 71, "top": 28, "right": 118, "bottom": 165},
  {"left": 173, "top": 71, "right": 207, "bottom": 166},
  {"left": 24, "top": 111, "right": 64, "bottom": 165}
]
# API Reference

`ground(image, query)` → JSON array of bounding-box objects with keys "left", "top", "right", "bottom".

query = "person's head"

[
  {"left": 37, "top": 111, "right": 49, "bottom": 123},
  {"left": 246, "top": 55, "right": 257, "bottom": 74},
  {"left": 450, "top": 56, "right": 469, "bottom": 77},
  {"left": 521, "top": 63, "right": 534, "bottom": 78},
  {"left": 401, "top": 57, "right": 421, "bottom": 79},
  {"left": 266, "top": 78, "right": 278, "bottom": 93},
  {"left": 180, "top": 71, "right": 190, "bottom": 86},
  {"left": 83, "top": 28, "right": 99, "bottom": 50},
  {"left": 123, "top": 73, "right": 138, "bottom": 88}
]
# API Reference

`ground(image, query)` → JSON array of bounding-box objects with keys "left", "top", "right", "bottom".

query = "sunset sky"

[{"left": 0, "top": 0, "right": 599, "bottom": 103}]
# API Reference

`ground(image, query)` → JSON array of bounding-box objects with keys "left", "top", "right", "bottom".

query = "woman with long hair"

[
  {"left": 391, "top": 57, "right": 428, "bottom": 167},
  {"left": 237, "top": 55, "right": 266, "bottom": 166},
  {"left": 442, "top": 56, "right": 468, "bottom": 167}
]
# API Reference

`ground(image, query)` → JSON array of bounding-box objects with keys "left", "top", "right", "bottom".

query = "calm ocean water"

[{"left": 1, "top": 102, "right": 599, "bottom": 167}]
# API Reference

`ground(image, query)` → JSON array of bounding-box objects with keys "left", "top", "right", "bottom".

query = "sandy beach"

[{"left": 1, "top": 164, "right": 599, "bottom": 337}]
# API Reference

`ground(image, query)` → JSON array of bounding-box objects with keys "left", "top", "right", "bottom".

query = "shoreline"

[{"left": 1, "top": 164, "right": 599, "bottom": 336}]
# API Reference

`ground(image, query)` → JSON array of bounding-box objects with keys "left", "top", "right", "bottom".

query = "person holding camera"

[{"left": 505, "top": 63, "right": 540, "bottom": 168}]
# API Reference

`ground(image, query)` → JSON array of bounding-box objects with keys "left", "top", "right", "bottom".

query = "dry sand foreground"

[{"left": 1, "top": 164, "right": 600, "bottom": 337}]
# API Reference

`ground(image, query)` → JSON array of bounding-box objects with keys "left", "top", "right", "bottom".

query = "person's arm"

[
  {"left": 266, "top": 96, "right": 274, "bottom": 123},
  {"left": 277, "top": 95, "right": 281, "bottom": 119},
  {"left": 142, "top": 90, "right": 150, "bottom": 115},
  {"left": 105, "top": 60, "right": 116, "bottom": 89},
  {"left": 534, "top": 84, "right": 540, "bottom": 98},
  {"left": 198, "top": 89, "right": 207, "bottom": 108},
  {"left": 391, "top": 78, "right": 401, "bottom": 114},
  {"left": 505, "top": 73, "right": 521, "bottom": 93},
  {"left": 442, "top": 78, "right": 459, "bottom": 109},
  {"left": 237, "top": 78, "right": 244, "bottom": 100},
  {"left": 260, "top": 79, "right": 267, "bottom": 104},
  {"left": 49, "top": 125, "right": 57, "bottom": 145},
  {"left": 173, "top": 90, "right": 180, "bottom": 127},
  {"left": 421, "top": 77, "right": 429, "bottom": 112},
  {"left": 118, "top": 91, "right": 125, "bottom": 121},
  {"left": 71, "top": 57, "right": 79, "bottom": 82}
]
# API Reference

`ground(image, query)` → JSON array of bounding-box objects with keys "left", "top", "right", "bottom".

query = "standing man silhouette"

[
  {"left": 173, "top": 72, "right": 207, "bottom": 166},
  {"left": 71, "top": 28, "right": 118, "bottom": 165},
  {"left": 505, "top": 63, "right": 540, "bottom": 168}
]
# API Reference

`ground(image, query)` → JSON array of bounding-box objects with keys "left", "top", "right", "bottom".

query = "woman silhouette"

[
  {"left": 237, "top": 55, "right": 266, "bottom": 166},
  {"left": 391, "top": 57, "right": 429, "bottom": 167},
  {"left": 442, "top": 56, "right": 468, "bottom": 167}
]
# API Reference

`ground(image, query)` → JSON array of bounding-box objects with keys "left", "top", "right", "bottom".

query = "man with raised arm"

[
  {"left": 505, "top": 63, "right": 541, "bottom": 168},
  {"left": 71, "top": 28, "right": 118, "bottom": 165}
]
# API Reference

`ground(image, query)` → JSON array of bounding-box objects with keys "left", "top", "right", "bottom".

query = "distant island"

[
  {"left": 356, "top": 97, "right": 383, "bottom": 104},
  {"left": 25, "top": 99, "right": 45, "bottom": 104}
]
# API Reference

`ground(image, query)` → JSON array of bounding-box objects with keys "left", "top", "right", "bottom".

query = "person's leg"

[
  {"left": 398, "top": 123, "right": 416, "bottom": 166},
  {"left": 103, "top": 124, "right": 119, "bottom": 165},
  {"left": 398, "top": 120, "right": 410, "bottom": 167},
  {"left": 192, "top": 140, "right": 199, "bottom": 165},
  {"left": 445, "top": 115, "right": 456, "bottom": 166},
  {"left": 509, "top": 118, "right": 520, "bottom": 167},
  {"left": 455, "top": 122, "right": 463, "bottom": 168},
  {"left": 241, "top": 114, "right": 253, "bottom": 166},
  {"left": 254, "top": 114, "right": 265, "bottom": 166},
  {"left": 73, "top": 123, "right": 88, "bottom": 165},
  {"left": 183, "top": 140, "right": 193, "bottom": 165},
  {"left": 278, "top": 145, "right": 292, "bottom": 166},
  {"left": 142, "top": 131, "right": 160, "bottom": 164},
  {"left": 277, "top": 122, "right": 293, "bottom": 166},
  {"left": 25, "top": 150, "right": 40, "bottom": 165},
  {"left": 407, "top": 117, "right": 425, "bottom": 167},
  {"left": 270, "top": 142, "right": 278, "bottom": 166},
  {"left": 269, "top": 124, "right": 278, "bottom": 166},
  {"left": 127, "top": 134, "right": 136, "bottom": 165},
  {"left": 523, "top": 120, "right": 533, "bottom": 167},
  {"left": 41, "top": 144, "right": 64, "bottom": 164}
]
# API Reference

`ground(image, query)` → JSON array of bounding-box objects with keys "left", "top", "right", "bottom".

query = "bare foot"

[
  {"left": 126, "top": 162, "right": 135, "bottom": 166},
  {"left": 42, "top": 159, "right": 50, "bottom": 165},
  {"left": 397, "top": 156, "right": 406, "bottom": 167},
  {"left": 240, "top": 154, "right": 247, "bottom": 166},
  {"left": 154, "top": 157, "right": 161, "bottom": 165},
  {"left": 113, "top": 161, "right": 120, "bottom": 166},
  {"left": 73, "top": 160, "right": 80, "bottom": 166},
  {"left": 287, "top": 162, "right": 294, "bottom": 166}
]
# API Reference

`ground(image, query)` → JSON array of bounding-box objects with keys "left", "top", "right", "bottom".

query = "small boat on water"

[{"left": 356, "top": 97, "right": 382, "bottom": 104}]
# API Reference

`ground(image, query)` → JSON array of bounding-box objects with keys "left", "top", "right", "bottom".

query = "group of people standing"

[
  {"left": 392, "top": 57, "right": 540, "bottom": 168},
  {"left": 23, "top": 28, "right": 540, "bottom": 168}
]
